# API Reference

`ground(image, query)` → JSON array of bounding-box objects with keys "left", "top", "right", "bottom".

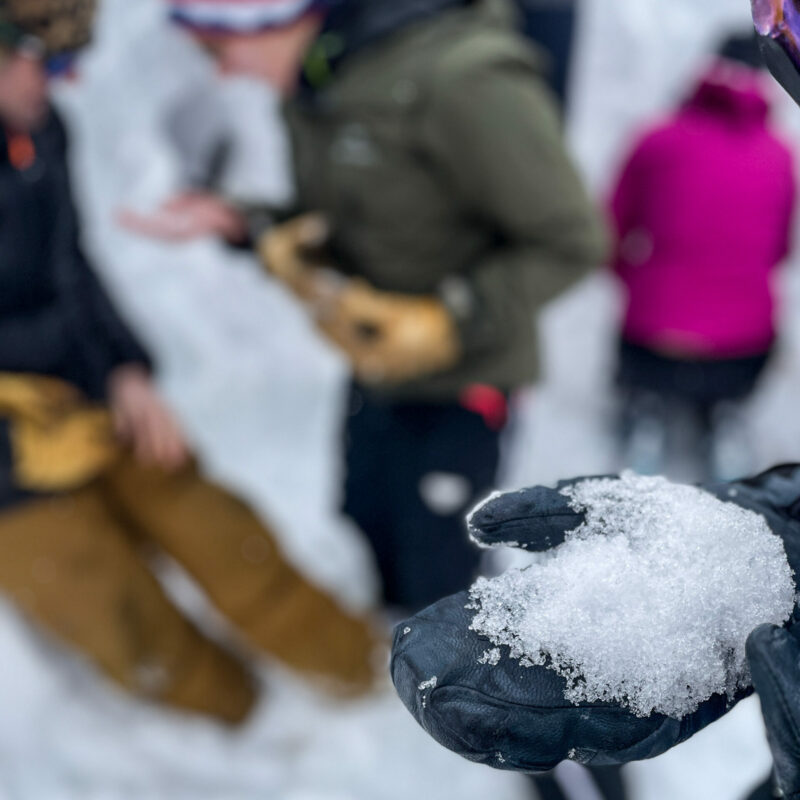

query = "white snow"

[
  {"left": 418, "top": 677, "right": 439, "bottom": 692},
  {"left": 0, "top": 602, "right": 530, "bottom": 800},
  {"left": 469, "top": 473, "right": 795, "bottom": 718}
]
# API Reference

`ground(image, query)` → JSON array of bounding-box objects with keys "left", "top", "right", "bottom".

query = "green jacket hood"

[{"left": 303, "top": 0, "right": 503, "bottom": 91}]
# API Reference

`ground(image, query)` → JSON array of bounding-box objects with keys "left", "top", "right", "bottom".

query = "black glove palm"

[{"left": 391, "top": 466, "right": 800, "bottom": 772}]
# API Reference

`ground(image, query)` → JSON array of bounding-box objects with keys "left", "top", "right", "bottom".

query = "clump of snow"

[
  {"left": 469, "top": 473, "right": 796, "bottom": 719},
  {"left": 418, "top": 677, "right": 438, "bottom": 709},
  {"left": 479, "top": 649, "right": 502, "bottom": 666}
]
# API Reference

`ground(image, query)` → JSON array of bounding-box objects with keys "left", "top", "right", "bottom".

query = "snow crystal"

[
  {"left": 403, "top": 627, "right": 412, "bottom": 636},
  {"left": 419, "top": 676, "right": 438, "bottom": 709},
  {"left": 418, "top": 677, "right": 438, "bottom": 692},
  {"left": 469, "top": 473, "right": 796, "bottom": 718},
  {"left": 479, "top": 649, "right": 502, "bottom": 666}
]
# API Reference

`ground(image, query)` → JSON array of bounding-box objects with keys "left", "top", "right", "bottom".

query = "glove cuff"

[{"left": 741, "top": 464, "right": 800, "bottom": 520}]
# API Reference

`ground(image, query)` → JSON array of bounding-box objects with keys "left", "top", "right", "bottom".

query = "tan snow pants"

[{"left": 0, "top": 456, "right": 377, "bottom": 723}]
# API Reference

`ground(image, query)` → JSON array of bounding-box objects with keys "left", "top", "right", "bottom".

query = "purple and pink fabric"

[
  {"left": 610, "top": 63, "right": 796, "bottom": 359},
  {"left": 752, "top": 0, "right": 800, "bottom": 66},
  {"left": 168, "top": 0, "right": 323, "bottom": 33}
]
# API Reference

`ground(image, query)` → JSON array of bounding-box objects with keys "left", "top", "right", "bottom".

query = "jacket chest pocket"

[
  {"left": 326, "top": 116, "right": 451, "bottom": 231},
  {"left": 288, "top": 95, "right": 461, "bottom": 289}
]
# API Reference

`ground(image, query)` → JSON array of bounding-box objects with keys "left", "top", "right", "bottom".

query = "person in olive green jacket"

[{"left": 137, "top": 0, "right": 607, "bottom": 612}]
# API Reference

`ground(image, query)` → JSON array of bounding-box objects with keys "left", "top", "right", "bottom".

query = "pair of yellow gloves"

[{"left": 259, "top": 215, "right": 461, "bottom": 385}]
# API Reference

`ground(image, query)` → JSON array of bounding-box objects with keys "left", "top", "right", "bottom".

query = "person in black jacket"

[
  {"left": 0, "top": 0, "right": 379, "bottom": 724},
  {"left": 0, "top": 111, "right": 184, "bottom": 473}
]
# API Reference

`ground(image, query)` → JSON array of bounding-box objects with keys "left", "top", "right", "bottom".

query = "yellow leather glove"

[
  {"left": 317, "top": 280, "right": 461, "bottom": 385},
  {"left": 12, "top": 409, "right": 119, "bottom": 492},
  {"left": 0, "top": 374, "right": 120, "bottom": 492},
  {"left": 257, "top": 214, "right": 335, "bottom": 303},
  {"left": 0, "top": 374, "right": 82, "bottom": 425}
]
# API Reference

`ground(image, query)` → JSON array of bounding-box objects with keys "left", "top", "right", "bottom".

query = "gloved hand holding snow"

[{"left": 391, "top": 466, "right": 800, "bottom": 772}]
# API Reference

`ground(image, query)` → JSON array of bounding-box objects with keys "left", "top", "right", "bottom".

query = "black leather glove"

[
  {"left": 747, "top": 623, "right": 800, "bottom": 799},
  {"left": 391, "top": 466, "right": 800, "bottom": 772}
]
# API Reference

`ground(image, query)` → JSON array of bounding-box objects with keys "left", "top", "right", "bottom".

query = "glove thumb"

[{"left": 467, "top": 479, "right": 592, "bottom": 552}]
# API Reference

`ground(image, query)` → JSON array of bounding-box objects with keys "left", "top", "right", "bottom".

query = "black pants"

[
  {"left": 343, "top": 386, "right": 502, "bottom": 612},
  {"left": 617, "top": 340, "right": 771, "bottom": 480},
  {"left": 618, "top": 340, "right": 771, "bottom": 406}
]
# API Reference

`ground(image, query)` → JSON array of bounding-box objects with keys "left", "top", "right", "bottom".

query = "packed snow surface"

[{"left": 469, "top": 473, "right": 796, "bottom": 718}]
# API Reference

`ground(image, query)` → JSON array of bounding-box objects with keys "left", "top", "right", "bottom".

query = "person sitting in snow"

[{"left": 0, "top": 0, "right": 380, "bottom": 726}]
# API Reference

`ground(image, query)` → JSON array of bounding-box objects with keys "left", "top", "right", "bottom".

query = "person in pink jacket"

[{"left": 610, "top": 32, "right": 796, "bottom": 479}]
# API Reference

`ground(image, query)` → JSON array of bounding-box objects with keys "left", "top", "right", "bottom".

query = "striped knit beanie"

[{"left": 168, "top": 0, "right": 329, "bottom": 34}]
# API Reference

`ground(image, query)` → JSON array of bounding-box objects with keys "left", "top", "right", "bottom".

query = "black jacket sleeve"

[
  {"left": 49, "top": 113, "right": 153, "bottom": 380},
  {"left": 0, "top": 112, "right": 152, "bottom": 398}
]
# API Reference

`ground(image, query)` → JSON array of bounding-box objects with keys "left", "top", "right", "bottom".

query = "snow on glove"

[
  {"left": 391, "top": 466, "right": 800, "bottom": 773},
  {"left": 316, "top": 279, "right": 461, "bottom": 386}
]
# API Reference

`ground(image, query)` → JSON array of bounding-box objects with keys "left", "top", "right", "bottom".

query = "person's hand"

[
  {"left": 391, "top": 466, "right": 800, "bottom": 772},
  {"left": 118, "top": 191, "right": 248, "bottom": 244},
  {"left": 747, "top": 623, "right": 800, "bottom": 798},
  {"left": 107, "top": 366, "right": 190, "bottom": 472},
  {"left": 316, "top": 279, "right": 461, "bottom": 385}
]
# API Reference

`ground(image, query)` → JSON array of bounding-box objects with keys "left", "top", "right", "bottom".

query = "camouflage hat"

[{"left": 0, "top": 0, "right": 97, "bottom": 57}]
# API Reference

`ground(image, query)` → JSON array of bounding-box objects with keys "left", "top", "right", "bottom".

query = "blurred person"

[
  {"left": 0, "top": 0, "right": 380, "bottom": 726},
  {"left": 609, "top": 32, "right": 796, "bottom": 482},
  {"left": 133, "top": 0, "right": 607, "bottom": 624}
]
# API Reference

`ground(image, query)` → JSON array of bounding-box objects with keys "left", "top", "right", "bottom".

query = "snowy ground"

[{"left": 1, "top": 0, "right": 798, "bottom": 797}]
